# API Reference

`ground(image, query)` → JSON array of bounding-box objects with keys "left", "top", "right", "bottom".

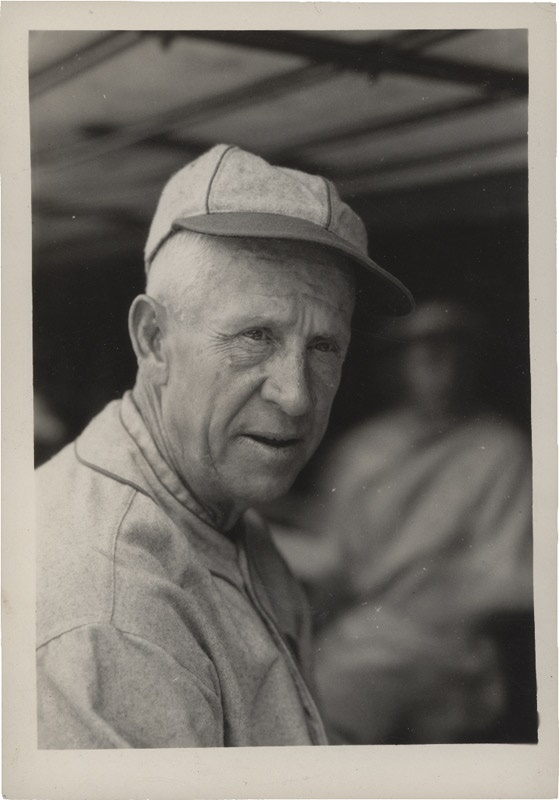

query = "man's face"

[{"left": 158, "top": 239, "right": 354, "bottom": 520}]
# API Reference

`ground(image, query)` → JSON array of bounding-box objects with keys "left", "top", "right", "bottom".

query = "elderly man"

[{"left": 36, "top": 144, "right": 413, "bottom": 748}]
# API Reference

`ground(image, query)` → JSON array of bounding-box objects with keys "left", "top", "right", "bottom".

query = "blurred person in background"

[
  {"left": 275, "top": 300, "right": 534, "bottom": 744},
  {"left": 33, "top": 390, "right": 67, "bottom": 466}
]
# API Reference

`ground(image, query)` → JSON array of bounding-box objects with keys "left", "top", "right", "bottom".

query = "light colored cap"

[{"left": 145, "top": 144, "right": 414, "bottom": 318}]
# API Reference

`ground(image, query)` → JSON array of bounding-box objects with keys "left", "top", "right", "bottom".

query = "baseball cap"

[
  {"left": 145, "top": 144, "right": 414, "bottom": 323},
  {"left": 379, "top": 300, "right": 487, "bottom": 344}
]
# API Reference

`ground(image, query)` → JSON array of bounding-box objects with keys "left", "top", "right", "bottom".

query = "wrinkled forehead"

[
  {"left": 149, "top": 232, "right": 356, "bottom": 328},
  {"left": 204, "top": 235, "right": 356, "bottom": 299},
  {"left": 158, "top": 230, "right": 352, "bottom": 292}
]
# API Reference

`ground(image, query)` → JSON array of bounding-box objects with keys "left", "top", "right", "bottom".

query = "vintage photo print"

[{"left": 2, "top": 2, "right": 557, "bottom": 798}]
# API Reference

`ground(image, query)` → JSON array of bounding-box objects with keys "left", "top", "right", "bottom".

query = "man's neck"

[{"left": 130, "top": 382, "right": 243, "bottom": 533}]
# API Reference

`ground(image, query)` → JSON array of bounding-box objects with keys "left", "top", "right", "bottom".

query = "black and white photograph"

[{"left": 2, "top": 2, "right": 557, "bottom": 798}]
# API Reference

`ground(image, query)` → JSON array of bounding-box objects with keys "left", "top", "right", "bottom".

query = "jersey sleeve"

[
  {"left": 466, "top": 436, "right": 533, "bottom": 612},
  {"left": 37, "top": 623, "right": 224, "bottom": 748}
]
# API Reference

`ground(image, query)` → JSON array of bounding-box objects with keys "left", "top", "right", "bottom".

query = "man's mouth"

[{"left": 243, "top": 434, "right": 302, "bottom": 449}]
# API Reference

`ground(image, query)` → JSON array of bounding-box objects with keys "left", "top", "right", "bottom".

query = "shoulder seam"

[
  {"left": 109, "top": 490, "right": 138, "bottom": 624},
  {"left": 73, "top": 440, "right": 151, "bottom": 499},
  {"left": 36, "top": 621, "right": 220, "bottom": 697}
]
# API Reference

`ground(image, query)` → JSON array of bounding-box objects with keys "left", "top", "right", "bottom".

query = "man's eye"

[
  {"left": 313, "top": 340, "right": 338, "bottom": 354},
  {"left": 242, "top": 329, "right": 266, "bottom": 341}
]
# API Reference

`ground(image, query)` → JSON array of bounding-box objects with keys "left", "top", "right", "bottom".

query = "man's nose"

[{"left": 261, "top": 350, "right": 313, "bottom": 417}]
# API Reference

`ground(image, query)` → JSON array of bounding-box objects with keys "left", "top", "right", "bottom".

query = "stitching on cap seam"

[
  {"left": 205, "top": 145, "right": 236, "bottom": 214},
  {"left": 323, "top": 178, "right": 333, "bottom": 230},
  {"left": 146, "top": 229, "right": 175, "bottom": 271}
]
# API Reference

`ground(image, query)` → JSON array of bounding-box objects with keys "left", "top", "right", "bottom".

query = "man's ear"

[{"left": 128, "top": 295, "right": 168, "bottom": 382}]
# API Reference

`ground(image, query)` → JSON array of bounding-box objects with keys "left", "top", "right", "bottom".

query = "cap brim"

[{"left": 171, "top": 212, "right": 414, "bottom": 327}]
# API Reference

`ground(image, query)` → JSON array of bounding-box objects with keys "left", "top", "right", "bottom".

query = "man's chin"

[
  {"left": 220, "top": 446, "right": 312, "bottom": 506},
  {"left": 230, "top": 472, "right": 300, "bottom": 508}
]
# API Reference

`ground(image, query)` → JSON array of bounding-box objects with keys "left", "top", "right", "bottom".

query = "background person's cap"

[
  {"left": 378, "top": 299, "right": 488, "bottom": 344},
  {"left": 145, "top": 144, "right": 414, "bottom": 321}
]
